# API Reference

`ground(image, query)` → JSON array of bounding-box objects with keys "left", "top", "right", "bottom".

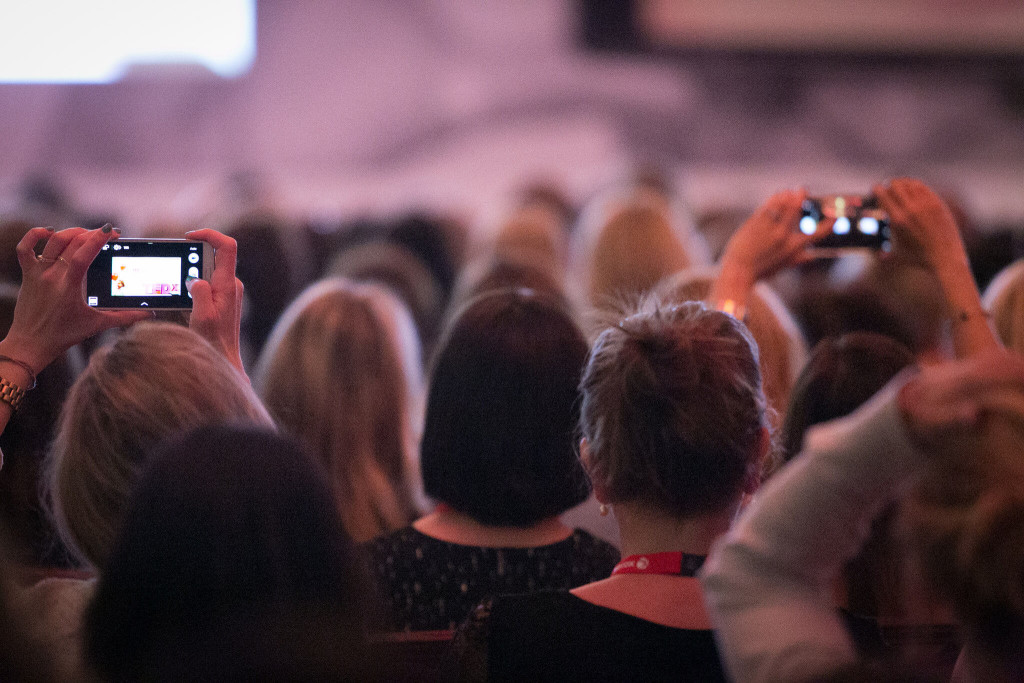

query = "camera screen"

[
  {"left": 800, "top": 196, "right": 891, "bottom": 251},
  {"left": 110, "top": 257, "right": 182, "bottom": 296},
  {"left": 86, "top": 240, "right": 203, "bottom": 309}
]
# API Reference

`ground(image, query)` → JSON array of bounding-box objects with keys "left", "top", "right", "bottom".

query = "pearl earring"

[{"left": 599, "top": 504, "right": 609, "bottom": 517}]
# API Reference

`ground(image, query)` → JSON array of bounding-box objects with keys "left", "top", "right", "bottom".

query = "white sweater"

[{"left": 701, "top": 379, "right": 929, "bottom": 683}]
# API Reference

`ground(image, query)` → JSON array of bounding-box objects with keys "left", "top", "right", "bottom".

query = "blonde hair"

[
  {"left": 492, "top": 204, "right": 568, "bottom": 278},
  {"left": 983, "top": 259, "right": 1024, "bottom": 355},
  {"left": 254, "top": 279, "right": 424, "bottom": 543},
  {"left": 575, "top": 189, "right": 700, "bottom": 311},
  {"left": 903, "top": 409, "right": 1024, "bottom": 667},
  {"left": 657, "top": 268, "right": 808, "bottom": 432},
  {"left": 47, "top": 323, "right": 273, "bottom": 570}
]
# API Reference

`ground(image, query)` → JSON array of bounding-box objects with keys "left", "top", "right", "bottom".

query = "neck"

[
  {"left": 413, "top": 504, "right": 573, "bottom": 548},
  {"left": 612, "top": 501, "right": 737, "bottom": 558}
]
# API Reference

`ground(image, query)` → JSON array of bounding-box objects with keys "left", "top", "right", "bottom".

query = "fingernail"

[
  {"left": 45, "top": 226, "right": 55, "bottom": 232},
  {"left": 185, "top": 276, "right": 196, "bottom": 293},
  {"left": 101, "top": 223, "right": 113, "bottom": 233},
  {"left": 113, "top": 227, "right": 122, "bottom": 234}
]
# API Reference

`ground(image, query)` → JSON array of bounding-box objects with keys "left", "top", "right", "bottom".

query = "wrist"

[{"left": 0, "top": 336, "right": 52, "bottom": 380}]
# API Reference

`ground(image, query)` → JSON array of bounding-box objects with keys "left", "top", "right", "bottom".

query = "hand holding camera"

[
  {"left": 0, "top": 227, "right": 152, "bottom": 383},
  {"left": 711, "top": 188, "right": 830, "bottom": 315},
  {"left": 183, "top": 229, "right": 246, "bottom": 375}
]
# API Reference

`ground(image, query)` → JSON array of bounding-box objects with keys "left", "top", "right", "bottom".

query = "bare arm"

[
  {"left": 874, "top": 178, "right": 1000, "bottom": 358},
  {"left": 0, "top": 227, "right": 150, "bottom": 463},
  {"left": 710, "top": 189, "right": 826, "bottom": 318}
]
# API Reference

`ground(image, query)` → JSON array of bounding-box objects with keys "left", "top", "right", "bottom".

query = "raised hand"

[
  {"left": 1, "top": 226, "right": 151, "bottom": 375},
  {"left": 897, "top": 348, "right": 1024, "bottom": 450},
  {"left": 183, "top": 229, "right": 246, "bottom": 375},
  {"left": 711, "top": 189, "right": 828, "bottom": 316},
  {"left": 874, "top": 178, "right": 998, "bottom": 357}
]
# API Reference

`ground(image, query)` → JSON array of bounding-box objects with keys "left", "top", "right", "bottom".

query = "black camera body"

[{"left": 800, "top": 195, "right": 891, "bottom": 251}]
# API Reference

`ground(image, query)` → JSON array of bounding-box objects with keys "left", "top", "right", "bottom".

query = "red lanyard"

[{"left": 611, "top": 552, "right": 706, "bottom": 577}]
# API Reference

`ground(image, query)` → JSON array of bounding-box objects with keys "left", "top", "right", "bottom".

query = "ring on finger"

[{"left": 36, "top": 254, "right": 58, "bottom": 263}]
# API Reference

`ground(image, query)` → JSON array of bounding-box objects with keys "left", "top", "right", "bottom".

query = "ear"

[
  {"left": 579, "top": 438, "right": 610, "bottom": 504},
  {"left": 743, "top": 426, "right": 771, "bottom": 495}
]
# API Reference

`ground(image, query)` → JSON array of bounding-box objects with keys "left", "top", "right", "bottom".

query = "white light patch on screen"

[
  {"left": 111, "top": 256, "right": 181, "bottom": 296},
  {"left": 0, "top": 0, "right": 255, "bottom": 83},
  {"left": 799, "top": 215, "right": 818, "bottom": 235},
  {"left": 858, "top": 217, "right": 880, "bottom": 235}
]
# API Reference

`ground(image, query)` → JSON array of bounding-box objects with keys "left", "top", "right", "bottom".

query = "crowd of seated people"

[{"left": 0, "top": 174, "right": 1022, "bottom": 682}]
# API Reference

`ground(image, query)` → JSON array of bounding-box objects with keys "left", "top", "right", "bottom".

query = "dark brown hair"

[
  {"left": 421, "top": 288, "right": 591, "bottom": 526},
  {"left": 580, "top": 300, "right": 767, "bottom": 517}
]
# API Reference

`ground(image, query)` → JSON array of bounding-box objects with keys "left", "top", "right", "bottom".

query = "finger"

[
  {"left": 64, "top": 228, "right": 117, "bottom": 281},
  {"left": 185, "top": 229, "right": 237, "bottom": 292},
  {"left": 187, "top": 278, "right": 216, "bottom": 333},
  {"left": 779, "top": 189, "right": 806, "bottom": 226},
  {"left": 16, "top": 227, "right": 56, "bottom": 272},
  {"left": 874, "top": 184, "right": 913, "bottom": 230},
  {"left": 234, "top": 277, "right": 244, "bottom": 323},
  {"left": 978, "top": 392, "right": 1024, "bottom": 425},
  {"left": 791, "top": 251, "right": 823, "bottom": 267},
  {"left": 96, "top": 309, "right": 154, "bottom": 330},
  {"left": 39, "top": 227, "right": 87, "bottom": 260}
]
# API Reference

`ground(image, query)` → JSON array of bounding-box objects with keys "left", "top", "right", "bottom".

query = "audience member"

[
  {"left": 327, "top": 240, "right": 446, "bottom": 362},
  {"left": 387, "top": 213, "right": 465, "bottom": 306},
  {"left": 703, "top": 350, "right": 1021, "bottom": 683},
  {"left": 659, "top": 268, "right": 807, "bottom": 432},
  {"left": 573, "top": 187, "right": 703, "bottom": 314},
  {"left": 779, "top": 333, "right": 937, "bottom": 667},
  {"left": 85, "top": 425, "right": 369, "bottom": 682},
  {"left": 255, "top": 278, "right": 425, "bottom": 543},
  {"left": 702, "top": 179, "right": 1005, "bottom": 682},
  {"left": 0, "top": 225, "right": 269, "bottom": 680},
  {"left": 452, "top": 300, "right": 768, "bottom": 681},
  {"left": 491, "top": 203, "right": 569, "bottom": 280},
  {"left": 781, "top": 333, "right": 915, "bottom": 463},
  {"left": 364, "top": 289, "right": 618, "bottom": 632},
  {"left": 983, "top": 258, "right": 1024, "bottom": 355},
  {"left": 0, "top": 285, "right": 81, "bottom": 568},
  {"left": 224, "top": 214, "right": 301, "bottom": 366}
]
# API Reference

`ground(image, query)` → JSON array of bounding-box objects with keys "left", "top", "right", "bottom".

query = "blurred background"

[{"left": 1, "top": 0, "right": 1022, "bottom": 232}]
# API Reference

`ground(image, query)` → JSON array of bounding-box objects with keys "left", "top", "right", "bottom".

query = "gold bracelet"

[
  {"left": 0, "top": 376, "right": 26, "bottom": 411},
  {"left": 716, "top": 298, "right": 748, "bottom": 322}
]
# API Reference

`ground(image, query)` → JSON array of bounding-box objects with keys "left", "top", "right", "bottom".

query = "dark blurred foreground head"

[{"left": 85, "top": 425, "right": 370, "bottom": 682}]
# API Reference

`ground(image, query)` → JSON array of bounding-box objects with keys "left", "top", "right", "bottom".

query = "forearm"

[
  {"left": 709, "top": 261, "right": 754, "bottom": 319},
  {"left": 702, "top": 378, "right": 929, "bottom": 683},
  {"left": 0, "top": 337, "right": 44, "bottom": 450},
  {"left": 934, "top": 259, "right": 1000, "bottom": 357}
]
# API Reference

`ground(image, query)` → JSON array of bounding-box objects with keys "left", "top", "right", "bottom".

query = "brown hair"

[
  {"left": 47, "top": 323, "right": 273, "bottom": 570},
  {"left": 657, "top": 268, "right": 808, "bottom": 432},
  {"left": 580, "top": 299, "right": 768, "bottom": 517},
  {"left": 255, "top": 279, "right": 423, "bottom": 543},
  {"left": 903, "top": 411, "right": 1024, "bottom": 669}
]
